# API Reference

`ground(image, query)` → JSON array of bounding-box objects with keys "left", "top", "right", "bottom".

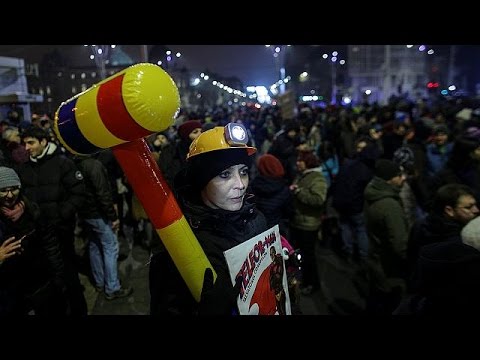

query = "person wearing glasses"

[
  {"left": 0, "top": 166, "right": 67, "bottom": 315},
  {"left": 395, "top": 210, "right": 480, "bottom": 315},
  {"left": 407, "top": 183, "right": 479, "bottom": 289},
  {"left": 149, "top": 123, "right": 269, "bottom": 315}
]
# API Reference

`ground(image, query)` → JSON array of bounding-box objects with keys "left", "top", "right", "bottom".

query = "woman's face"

[{"left": 201, "top": 164, "right": 249, "bottom": 211}]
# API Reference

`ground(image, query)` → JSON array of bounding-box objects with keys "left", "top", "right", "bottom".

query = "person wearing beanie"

[
  {"left": 149, "top": 123, "right": 272, "bottom": 316},
  {"left": 257, "top": 154, "right": 285, "bottom": 179},
  {"left": 289, "top": 150, "right": 327, "bottom": 296},
  {"left": 251, "top": 154, "right": 293, "bottom": 238},
  {"left": 0, "top": 166, "right": 21, "bottom": 190},
  {"left": 363, "top": 158, "right": 409, "bottom": 314},
  {"left": 374, "top": 158, "right": 404, "bottom": 181},
  {"left": 0, "top": 166, "right": 67, "bottom": 315},
  {"left": 177, "top": 120, "right": 202, "bottom": 142}
]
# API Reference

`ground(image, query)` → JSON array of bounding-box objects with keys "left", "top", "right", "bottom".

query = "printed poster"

[{"left": 224, "top": 225, "right": 291, "bottom": 315}]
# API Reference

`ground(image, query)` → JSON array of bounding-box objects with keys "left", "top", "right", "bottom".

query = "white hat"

[{"left": 461, "top": 217, "right": 480, "bottom": 251}]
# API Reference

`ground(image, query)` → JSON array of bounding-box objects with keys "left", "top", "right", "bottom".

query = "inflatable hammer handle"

[{"left": 113, "top": 138, "right": 213, "bottom": 302}]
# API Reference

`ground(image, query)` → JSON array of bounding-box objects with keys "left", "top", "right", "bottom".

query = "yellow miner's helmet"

[{"left": 187, "top": 123, "right": 256, "bottom": 160}]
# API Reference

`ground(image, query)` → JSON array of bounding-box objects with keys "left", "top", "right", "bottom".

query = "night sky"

[
  {"left": 0, "top": 45, "right": 280, "bottom": 87},
  {"left": 167, "top": 45, "right": 279, "bottom": 86},
  {"left": 2, "top": 45, "right": 479, "bottom": 93}
]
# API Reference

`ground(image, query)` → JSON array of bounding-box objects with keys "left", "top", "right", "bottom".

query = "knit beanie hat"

[
  {"left": 178, "top": 120, "right": 202, "bottom": 141},
  {"left": 461, "top": 217, "right": 480, "bottom": 251},
  {"left": 393, "top": 146, "right": 414, "bottom": 169},
  {"left": 0, "top": 166, "right": 21, "bottom": 189},
  {"left": 187, "top": 148, "right": 253, "bottom": 190},
  {"left": 257, "top": 154, "right": 285, "bottom": 178},
  {"left": 374, "top": 159, "right": 403, "bottom": 181}
]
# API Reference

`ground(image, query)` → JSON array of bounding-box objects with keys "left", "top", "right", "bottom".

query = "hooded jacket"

[{"left": 364, "top": 176, "right": 408, "bottom": 281}]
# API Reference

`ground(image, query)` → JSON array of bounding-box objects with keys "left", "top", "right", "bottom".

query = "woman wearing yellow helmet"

[{"left": 149, "top": 123, "right": 270, "bottom": 315}]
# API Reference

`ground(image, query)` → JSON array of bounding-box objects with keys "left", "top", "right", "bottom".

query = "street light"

[
  {"left": 265, "top": 45, "right": 290, "bottom": 94},
  {"left": 322, "top": 51, "right": 346, "bottom": 105},
  {"left": 84, "top": 45, "right": 116, "bottom": 80}
]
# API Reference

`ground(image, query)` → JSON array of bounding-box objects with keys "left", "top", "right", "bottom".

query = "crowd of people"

[{"left": 2, "top": 92, "right": 480, "bottom": 315}]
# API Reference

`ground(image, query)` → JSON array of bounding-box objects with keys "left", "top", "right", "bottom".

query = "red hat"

[
  {"left": 178, "top": 120, "right": 202, "bottom": 141},
  {"left": 257, "top": 154, "right": 285, "bottom": 178}
]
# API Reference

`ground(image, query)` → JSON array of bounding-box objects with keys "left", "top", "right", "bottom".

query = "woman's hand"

[{"left": 0, "top": 236, "right": 23, "bottom": 263}]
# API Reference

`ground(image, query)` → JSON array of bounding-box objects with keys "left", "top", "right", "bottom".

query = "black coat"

[
  {"left": 250, "top": 175, "right": 293, "bottom": 235},
  {"left": 0, "top": 196, "right": 65, "bottom": 314},
  {"left": 407, "top": 213, "right": 463, "bottom": 290},
  {"left": 150, "top": 186, "right": 269, "bottom": 315},
  {"left": 414, "top": 240, "right": 480, "bottom": 314},
  {"left": 331, "top": 146, "right": 378, "bottom": 215},
  {"left": 74, "top": 156, "right": 117, "bottom": 221},
  {"left": 15, "top": 143, "right": 85, "bottom": 228}
]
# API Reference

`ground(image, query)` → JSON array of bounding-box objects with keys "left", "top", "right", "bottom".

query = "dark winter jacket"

[
  {"left": 251, "top": 175, "right": 293, "bottom": 235},
  {"left": 414, "top": 240, "right": 480, "bottom": 314},
  {"left": 364, "top": 176, "right": 409, "bottom": 289},
  {"left": 331, "top": 146, "right": 378, "bottom": 215},
  {"left": 74, "top": 156, "right": 118, "bottom": 222},
  {"left": 151, "top": 183, "right": 269, "bottom": 315},
  {"left": 407, "top": 213, "right": 463, "bottom": 276},
  {"left": 15, "top": 142, "right": 85, "bottom": 227},
  {"left": 0, "top": 195, "right": 65, "bottom": 313}
]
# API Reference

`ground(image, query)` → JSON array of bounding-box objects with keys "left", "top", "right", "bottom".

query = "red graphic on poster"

[{"left": 224, "top": 225, "right": 291, "bottom": 315}]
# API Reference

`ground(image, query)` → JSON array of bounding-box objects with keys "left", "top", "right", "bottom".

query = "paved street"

[{"left": 77, "top": 230, "right": 368, "bottom": 316}]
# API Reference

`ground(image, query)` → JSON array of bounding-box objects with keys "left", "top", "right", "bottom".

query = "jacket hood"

[{"left": 364, "top": 176, "right": 401, "bottom": 204}]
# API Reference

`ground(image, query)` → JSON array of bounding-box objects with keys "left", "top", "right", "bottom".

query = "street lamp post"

[
  {"left": 266, "top": 45, "right": 289, "bottom": 94},
  {"left": 322, "top": 51, "right": 346, "bottom": 105},
  {"left": 331, "top": 61, "right": 337, "bottom": 105},
  {"left": 85, "top": 45, "right": 114, "bottom": 80}
]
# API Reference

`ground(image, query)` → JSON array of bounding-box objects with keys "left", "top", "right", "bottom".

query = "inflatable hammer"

[{"left": 54, "top": 63, "right": 214, "bottom": 301}]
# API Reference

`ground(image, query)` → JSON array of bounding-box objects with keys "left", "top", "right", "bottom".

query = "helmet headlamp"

[{"left": 225, "top": 123, "right": 248, "bottom": 147}]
